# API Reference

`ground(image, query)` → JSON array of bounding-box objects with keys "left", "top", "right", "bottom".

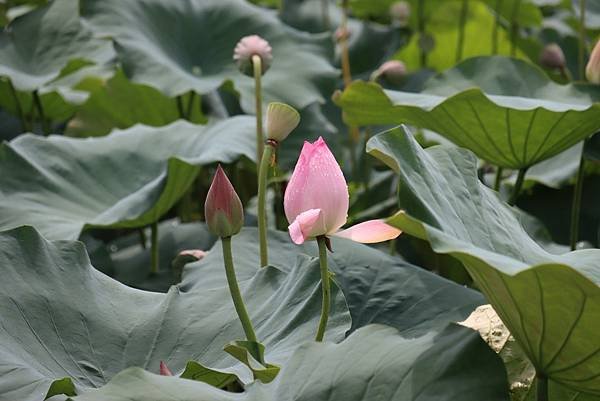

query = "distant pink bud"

[
  {"left": 372, "top": 60, "right": 407, "bottom": 84},
  {"left": 233, "top": 35, "right": 272, "bottom": 77},
  {"left": 389, "top": 1, "right": 410, "bottom": 26},
  {"left": 586, "top": 40, "right": 600, "bottom": 84},
  {"left": 159, "top": 361, "right": 173, "bottom": 376},
  {"left": 334, "top": 26, "right": 351, "bottom": 42},
  {"left": 205, "top": 165, "right": 244, "bottom": 238},
  {"left": 284, "top": 137, "right": 401, "bottom": 245},
  {"left": 539, "top": 43, "right": 565, "bottom": 70}
]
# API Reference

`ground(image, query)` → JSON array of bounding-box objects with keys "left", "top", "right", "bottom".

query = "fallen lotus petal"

[{"left": 159, "top": 361, "right": 173, "bottom": 376}]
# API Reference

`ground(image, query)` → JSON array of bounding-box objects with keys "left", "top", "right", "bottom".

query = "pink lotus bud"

[
  {"left": 334, "top": 26, "right": 351, "bottom": 42},
  {"left": 233, "top": 35, "right": 272, "bottom": 77},
  {"left": 284, "top": 137, "right": 401, "bottom": 245},
  {"left": 539, "top": 43, "right": 565, "bottom": 70},
  {"left": 372, "top": 60, "right": 407, "bottom": 84},
  {"left": 586, "top": 40, "right": 600, "bottom": 84},
  {"left": 159, "top": 361, "right": 173, "bottom": 376},
  {"left": 266, "top": 102, "right": 300, "bottom": 142},
  {"left": 205, "top": 165, "right": 244, "bottom": 238},
  {"left": 389, "top": 1, "right": 410, "bottom": 26}
]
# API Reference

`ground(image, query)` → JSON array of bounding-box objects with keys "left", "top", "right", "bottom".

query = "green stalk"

[
  {"left": 252, "top": 55, "right": 264, "bottom": 164},
  {"left": 150, "top": 222, "right": 159, "bottom": 274},
  {"left": 321, "top": 0, "right": 330, "bottom": 30},
  {"left": 508, "top": 167, "right": 527, "bottom": 206},
  {"left": 536, "top": 372, "right": 548, "bottom": 401},
  {"left": 492, "top": 0, "right": 502, "bottom": 54},
  {"left": 139, "top": 228, "right": 147, "bottom": 249},
  {"left": 176, "top": 95, "right": 185, "bottom": 118},
  {"left": 257, "top": 143, "right": 275, "bottom": 267},
  {"left": 185, "top": 92, "right": 196, "bottom": 120},
  {"left": 570, "top": 144, "right": 587, "bottom": 250},
  {"left": 340, "top": 0, "right": 352, "bottom": 87},
  {"left": 456, "top": 0, "right": 469, "bottom": 63},
  {"left": 493, "top": 166, "right": 504, "bottom": 191},
  {"left": 579, "top": 0, "right": 587, "bottom": 81},
  {"left": 510, "top": 0, "right": 521, "bottom": 57},
  {"left": 7, "top": 80, "right": 28, "bottom": 132},
  {"left": 417, "top": 0, "right": 427, "bottom": 68},
  {"left": 32, "top": 90, "right": 50, "bottom": 135},
  {"left": 315, "top": 236, "right": 331, "bottom": 342},
  {"left": 222, "top": 236, "right": 258, "bottom": 343}
]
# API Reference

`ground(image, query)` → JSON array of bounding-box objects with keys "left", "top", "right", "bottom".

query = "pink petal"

[
  {"left": 284, "top": 137, "right": 349, "bottom": 235},
  {"left": 288, "top": 209, "right": 326, "bottom": 244},
  {"left": 159, "top": 361, "right": 173, "bottom": 376},
  {"left": 333, "top": 220, "right": 402, "bottom": 243}
]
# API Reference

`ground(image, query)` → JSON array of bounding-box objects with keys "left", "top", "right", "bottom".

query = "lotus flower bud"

[
  {"left": 266, "top": 102, "right": 300, "bottom": 143},
  {"left": 159, "top": 361, "right": 173, "bottom": 376},
  {"left": 233, "top": 35, "right": 273, "bottom": 77},
  {"left": 205, "top": 165, "right": 244, "bottom": 238},
  {"left": 372, "top": 60, "right": 407, "bottom": 84},
  {"left": 334, "top": 26, "right": 351, "bottom": 42},
  {"left": 586, "top": 40, "right": 600, "bottom": 84},
  {"left": 389, "top": 1, "right": 410, "bottom": 26},
  {"left": 539, "top": 43, "right": 566, "bottom": 70}
]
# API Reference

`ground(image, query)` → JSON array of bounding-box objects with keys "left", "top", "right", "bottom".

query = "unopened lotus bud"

[
  {"left": 389, "top": 1, "right": 410, "bottom": 26},
  {"left": 586, "top": 40, "right": 600, "bottom": 84},
  {"left": 205, "top": 165, "right": 244, "bottom": 238},
  {"left": 233, "top": 35, "right": 272, "bottom": 77},
  {"left": 539, "top": 43, "right": 566, "bottom": 70},
  {"left": 266, "top": 102, "right": 300, "bottom": 143},
  {"left": 371, "top": 60, "right": 407, "bottom": 84},
  {"left": 334, "top": 26, "right": 351, "bottom": 42},
  {"left": 159, "top": 361, "right": 173, "bottom": 376}
]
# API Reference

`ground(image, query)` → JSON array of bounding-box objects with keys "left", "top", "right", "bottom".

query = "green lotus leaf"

[
  {"left": 71, "top": 323, "right": 509, "bottom": 401},
  {"left": 336, "top": 56, "right": 600, "bottom": 169},
  {"left": 0, "top": 225, "right": 351, "bottom": 401},
  {"left": 368, "top": 125, "right": 600, "bottom": 395},
  {"left": 0, "top": 0, "right": 113, "bottom": 91},
  {"left": 80, "top": 0, "right": 337, "bottom": 113},
  {"left": 0, "top": 117, "right": 255, "bottom": 240}
]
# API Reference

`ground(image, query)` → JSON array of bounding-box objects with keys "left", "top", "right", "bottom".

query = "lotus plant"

[
  {"left": 257, "top": 102, "right": 300, "bottom": 267},
  {"left": 284, "top": 137, "right": 401, "bottom": 341},
  {"left": 205, "top": 165, "right": 260, "bottom": 352},
  {"left": 234, "top": 35, "right": 272, "bottom": 163}
]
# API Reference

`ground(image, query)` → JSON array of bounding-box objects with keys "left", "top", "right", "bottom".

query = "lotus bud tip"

[{"left": 205, "top": 165, "right": 244, "bottom": 238}]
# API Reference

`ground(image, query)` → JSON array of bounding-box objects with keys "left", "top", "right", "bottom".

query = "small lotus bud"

[
  {"left": 266, "top": 102, "right": 300, "bottom": 143},
  {"left": 205, "top": 165, "right": 244, "bottom": 238},
  {"left": 233, "top": 35, "right": 272, "bottom": 77},
  {"left": 539, "top": 43, "right": 566, "bottom": 70},
  {"left": 586, "top": 40, "right": 600, "bottom": 84},
  {"left": 389, "top": 1, "right": 410, "bottom": 26},
  {"left": 159, "top": 361, "right": 173, "bottom": 376},
  {"left": 371, "top": 60, "right": 407, "bottom": 84},
  {"left": 334, "top": 26, "right": 351, "bottom": 42}
]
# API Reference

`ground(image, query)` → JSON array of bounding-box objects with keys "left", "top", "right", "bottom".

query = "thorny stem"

[
  {"left": 570, "top": 143, "right": 587, "bottom": 250},
  {"left": 456, "top": 0, "right": 469, "bottom": 63},
  {"left": 32, "top": 90, "right": 50, "bottom": 135},
  {"left": 315, "top": 236, "right": 331, "bottom": 342},
  {"left": 222, "top": 236, "right": 258, "bottom": 343},
  {"left": 150, "top": 222, "right": 159, "bottom": 274},
  {"left": 257, "top": 142, "right": 276, "bottom": 267},
  {"left": 252, "top": 55, "right": 264, "bottom": 164},
  {"left": 508, "top": 167, "right": 527, "bottom": 206}
]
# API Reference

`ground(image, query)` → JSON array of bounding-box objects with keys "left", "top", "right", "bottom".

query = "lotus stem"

[
  {"left": 7, "top": 80, "right": 27, "bottom": 132},
  {"left": 493, "top": 166, "right": 504, "bottom": 191},
  {"left": 417, "top": 0, "right": 427, "bottom": 67},
  {"left": 150, "top": 221, "right": 159, "bottom": 274},
  {"left": 185, "top": 92, "right": 196, "bottom": 119},
  {"left": 508, "top": 167, "right": 527, "bottom": 206},
  {"left": 252, "top": 55, "right": 264, "bottom": 164},
  {"left": 340, "top": 0, "right": 351, "bottom": 87},
  {"left": 221, "top": 236, "right": 258, "bottom": 343},
  {"left": 138, "top": 228, "right": 147, "bottom": 249},
  {"left": 536, "top": 372, "right": 548, "bottom": 401},
  {"left": 315, "top": 235, "right": 331, "bottom": 342},
  {"left": 257, "top": 142, "right": 275, "bottom": 267},
  {"left": 510, "top": 0, "right": 521, "bottom": 57},
  {"left": 492, "top": 0, "right": 502, "bottom": 54},
  {"left": 32, "top": 90, "right": 50, "bottom": 136},
  {"left": 456, "top": 0, "right": 468, "bottom": 63},
  {"left": 570, "top": 144, "right": 587, "bottom": 250},
  {"left": 321, "top": 0, "right": 330, "bottom": 30},
  {"left": 176, "top": 95, "right": 185, "bottom": 119},
  {"left": 579, "top": 0, "right": 586, "bottom": 80}
]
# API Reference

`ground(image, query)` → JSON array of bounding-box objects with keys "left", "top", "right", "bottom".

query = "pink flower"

[
  {"left": 204, "top": 165, "right": 244, "bottom": 238},
  {"left": 233, "top": 35, "right": 273, "bottom": 77},
  {"left": 284, "top": 137, "right": 401, "bottom": 245},
  {"left": 586, "top": 40, "right": 600, "bottom": 84},
  {"left": 159, "top": 361, "right": 173, "bottom": 376}
]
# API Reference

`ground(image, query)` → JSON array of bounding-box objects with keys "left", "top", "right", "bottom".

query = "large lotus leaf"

[
  {"left": 0, "top": 0, "right": 113, "bottom": 91},
  {"left": 0, "top": 117, "right": 255, "bottom": 240},
  {"left": 72, "top": 324, "right": 510, "bottom": 401},
  {"left": 80, "top": 0, "right": 337, "bottom": 113},
  {"left": 66, "top": 70, "right": 207, "bottom": 137},
  {"left": 182, "top": 228, "right": 484, "bottom": 338},
  {"left": 0, "top": 225, "right": 351, "bottom": 401},
  {"left": 368, "top": 125, "right": 600, "bottom": 395},
  {"left": 336, "top": 56, "right": 600, "bottom": 169}
]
